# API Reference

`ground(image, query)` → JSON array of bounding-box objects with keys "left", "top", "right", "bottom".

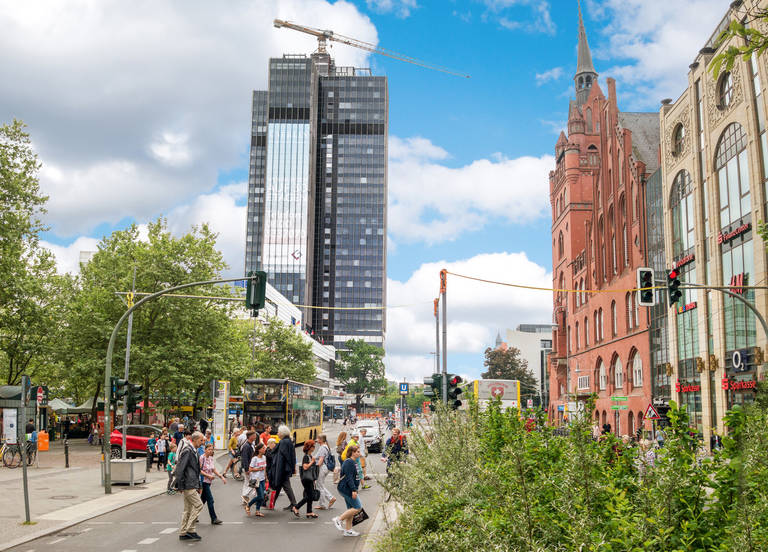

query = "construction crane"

[{"left": 273, "top": 19, "right": 470, "bottom": 79}]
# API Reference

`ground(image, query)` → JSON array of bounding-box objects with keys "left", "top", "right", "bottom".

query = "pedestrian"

[
  {"left": 205, "top": 429, "right": 214, "bottom": 446},
  {"left": 173, "top": 424, "right": 185, "bottom": 446},
  {"left": 260, "top": 424, "right": 272, "bottom": 447},
  {"left": 176, "top": 431, "right": 206, "bottom": 541},
  {"left": 199, "top": 443, "right": 226, "bottom": 525},
  {"left": 223, "top": 427, "right": 243, "bottom": 477},
  {"left": 199, "top": 418, "right": 208, "bottom": 435},
  {"left": 166, "top": 442, "right": 178, "bottom": 494},
  {"left": 170, "top": 418, "right": 179, "bottom": 434},
  {"left": 147, "top": 433, "right": 158, "bottom": 468},
  {"left": 239, "top": 431, "right": 257, "bottom": 504},
  {"left": 313, "top": 434, "right": 336, "bottom": 510},
  {"left": 156, "top": 432, "right": 168, "bottom": 471},
  {"left": 332, "top": 445, "right": 364, "bottom": 537},
  {"left": 295, "top": 440, "right": 319, "bottom": 518},
  {"left": 271, "top": 425, "right": 300, "bottom": 516},
  {"left": 656, "top": 427, "right": 666, "bottom": 448},
  {"left": 245, "top": 442, "right": 268, "bottom": 517},
  {"left": 381, "top": 427, "right": 408, "bottom": 474},
  {"left": 358, "top": 428, "right": 371, "bottom": 487},
  {"left": 265, "top": 438, "right": 278, "bottom": 509},
  {"left": 341, "top": 432, "right": 358, "bottom": 461}
]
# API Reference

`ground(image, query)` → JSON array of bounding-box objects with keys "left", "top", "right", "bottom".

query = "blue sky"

[{"left": 0, "top": 0, "right": 727, "bottom": 382}]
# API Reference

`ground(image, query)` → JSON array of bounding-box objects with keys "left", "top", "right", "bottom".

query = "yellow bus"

[{"left": 243, "top": 378, "right": 323, "bottom": 444}]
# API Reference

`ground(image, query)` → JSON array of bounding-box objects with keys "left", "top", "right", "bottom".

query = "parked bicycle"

[{"left": 1, "top": 441, "right": 37, "bottom": 468}]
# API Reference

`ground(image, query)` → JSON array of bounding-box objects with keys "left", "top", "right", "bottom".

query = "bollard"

[
  {"left": 64, "top": 437, "right": 69, "bottom": 468},
  {"left": 146, "top": 450, "right": 152, "bottom": 472}
]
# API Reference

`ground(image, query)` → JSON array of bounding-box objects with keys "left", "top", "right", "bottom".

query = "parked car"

[
  {"left": 110, "top": 425, "right": 163, "bottom": 459},
  {"left": 356, "top": 420, "right": 384, "bottom": 453}
]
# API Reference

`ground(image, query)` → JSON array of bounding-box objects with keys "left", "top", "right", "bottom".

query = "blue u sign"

[{"left": 399, "top": 383, "right": 409, "bottom": 395}]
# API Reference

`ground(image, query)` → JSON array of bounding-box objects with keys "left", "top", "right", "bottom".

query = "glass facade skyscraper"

[{"left": 246, "top": 53, "right": 387, "bottom": 353}]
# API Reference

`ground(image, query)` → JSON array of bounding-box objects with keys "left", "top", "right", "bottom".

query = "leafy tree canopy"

[
  {"left": 336, "top": 339, "right": 387, "bottom": 411},
  {"left": 250, "top": 316, "right": 316, "bottom": 383},
  {"left": 481, "top": 346, "right": 538, "bottom": 399}
]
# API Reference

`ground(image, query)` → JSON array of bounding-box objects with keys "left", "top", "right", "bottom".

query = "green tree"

[
  {"left": 250, "top": 316, "right": 316, "bottom": 383},
  {"left": 336, "top": 339, "right": 387, "bottom": 412},
  {"left": 481, "top": 346, "right": 538, "bottom": 402},
  {"left": 0, "top": 120, "right": 70, "bottom": 385},
  {"left": 59, "top": 219, "right": 250, "bottom": 422},
  {"left": 711, "top": 7, "right": 768, "bottom": 78}
]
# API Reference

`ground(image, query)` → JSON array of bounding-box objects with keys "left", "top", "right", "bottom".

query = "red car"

[{"left": 110, "top": 425, "right": 163, "bottom": 459}]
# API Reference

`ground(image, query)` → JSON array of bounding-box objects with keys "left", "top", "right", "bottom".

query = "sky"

[{"left": 0, "top": 0, "right": 728, "bottom": 383}]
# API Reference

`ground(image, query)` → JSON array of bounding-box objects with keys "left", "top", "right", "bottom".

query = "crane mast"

[{"left": 273, "top": 19, "right": 470, "bottom": 79}]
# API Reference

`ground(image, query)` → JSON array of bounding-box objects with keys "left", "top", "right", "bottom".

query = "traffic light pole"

[
  {"left": 103, "top": 276, "right": 255, "bottom": 494},
  {"left": 679, "top": 283, "right": 768, "bottom": 342},
  {"left": 440, "top": 270, "right": 448, "bottom": 401},
  {"left": 121, "top": 267, "right": 136, "bottom": 460},
  {"left": 434, "top": 298, "right": 440, "bottom": 375}
]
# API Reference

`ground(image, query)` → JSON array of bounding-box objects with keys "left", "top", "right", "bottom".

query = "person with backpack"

[
  {"left": 175, "top": 431, "right": 206, "bottom": 541},
  {"left": 381, "top": 427, "right": 408, "bottom": 473},
  {"left": 313, "top": 434, "right": 336, "bottom": 510}
]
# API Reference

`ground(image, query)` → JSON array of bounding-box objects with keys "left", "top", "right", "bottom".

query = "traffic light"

[
  {"left": 423, "top": 374, "right": 442, "bottom": 403},
  {"left": 667, "top": 269, "right": 682, "bottom": 306},
  {"left": 126, "top": 383, "right": 143, "bottom": 413},
  {"left": 246, "top": 270, "right": 268, "bottom": 314},
  {"left": 637, "top": 267, "right": 655, "bottom": 306},
  {"left": 446, "top": 374, "right": 463, "bottom": 410},
  {"left": 111, "top": 377, "right": 129, "bottom": 403}
]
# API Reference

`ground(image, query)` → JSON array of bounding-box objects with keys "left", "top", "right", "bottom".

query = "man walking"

[
  {"left": 173, "top": 424, "right": 185, "bottom": 446},
  {"left": 239, "top": 430, "right": 257, "bottom": 504},
  {"left": 176, "top": 431, "right": 205, "bottom": 541}
]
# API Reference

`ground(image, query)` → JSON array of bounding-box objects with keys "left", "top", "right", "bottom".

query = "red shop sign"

[
  {"left": 722, "top": 378, "right": 757, "bottom": 391},
  {"left": 675, "top": 380, "right": 701, "bottom": 393},
  {"left": 718, "top": 222, "right": 751, "bottom": 245}
]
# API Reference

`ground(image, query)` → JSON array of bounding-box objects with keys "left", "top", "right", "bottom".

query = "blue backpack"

[{"left": 325, "top": 446, "right": 336, "bottom": 471}]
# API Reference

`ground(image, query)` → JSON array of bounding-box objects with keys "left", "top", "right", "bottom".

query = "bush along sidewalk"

[{"left": 377, "top": 396, "right": 768, "bottom": 552}]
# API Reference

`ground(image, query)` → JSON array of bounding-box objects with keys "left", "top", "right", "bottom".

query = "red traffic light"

[
  {"left": 450, "top": 375, "right": 462, "bottom": 385},
  {"left": 668, "top": 269, "right": 678, "bottom": 279}
]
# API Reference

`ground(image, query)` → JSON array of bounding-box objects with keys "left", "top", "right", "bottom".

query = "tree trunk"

[
  {"left": 355, "top": 394, "right": 362, "bottom": 414},
  {"left": 91, "top": 380, "right": 102, "bottom": 426}
]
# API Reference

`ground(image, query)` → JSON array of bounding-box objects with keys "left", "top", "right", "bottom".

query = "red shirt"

[{"left": 260, "top": 431, "right": 271, "bottom": 446}]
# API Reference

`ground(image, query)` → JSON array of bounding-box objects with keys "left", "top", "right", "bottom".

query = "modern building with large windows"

[
  {"left": 246, "top": 51, "right": 388, "bottom": 353},
  {"left": 659, "top": 0, "right": 768, "bottom": 443}
]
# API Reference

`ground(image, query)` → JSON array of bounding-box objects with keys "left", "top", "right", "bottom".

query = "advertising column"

[{"left": 212, "top": 380, "right": 230, "bottom": 450}]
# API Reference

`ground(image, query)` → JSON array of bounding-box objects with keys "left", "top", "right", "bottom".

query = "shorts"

[
  {"left": 229, "top": 451, "right": 238, "bottom": 459},
  {"left": 340, "top": 491, "right": 362, "bottom": 510}
]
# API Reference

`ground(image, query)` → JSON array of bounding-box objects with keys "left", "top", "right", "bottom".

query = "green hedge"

[{"left": 378, "top": 398, "right": 768, "bottom": 552}]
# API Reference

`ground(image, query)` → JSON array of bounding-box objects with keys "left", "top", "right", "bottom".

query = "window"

[
  {"left": 715, "top": 123, "right": 751, "bottom": 227},
  {"left": 594, "top": 311, "right": 599, "bottom": 343},
  {"left": 626, "top": 292, "right": 633, "bottom": 330},
  {"left": 633, "top": 291, "right": 639, "bottom": 327},
  {"left": 673, "top": 123, "right": 686, "bottom": 156},
  {"left": 670, "top": 170, "right": 695, "bottom": 255},
  {"left": 599, "top": 360, "right": 607, "bottom": 390},
  {"left": 568, "top": 326, "right": 571, "bottom": 353},
  {"left": 558, "top": 231, "right": 564, "bottom": 259},
  {"left": 632, "top": 352, "right": 643, "bottom": 387},
  {"left": 578, "top": 375, "right": 590, "bottom": 390},
  {"left": 611, "top": 301, "right": 617, "bottom": 336},
  {"left": 613, "top": 357, "right": 624, "bottom": 389},
  {"left": 585, "top": 317, "right": 589, "bottom": 346},
  {"left": 599, "top": 308, "right": 604, "bottom": 341},
  {"left": 718, "top": 72, "right": 734, "bottom": 110},
  {"left": 575, "top": 322, "right": 580, "bottom": 350}
]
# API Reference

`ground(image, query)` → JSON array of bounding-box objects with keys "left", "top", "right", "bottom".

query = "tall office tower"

[{"left": 246, "top": 52, "right": 388, "bottom": 352}]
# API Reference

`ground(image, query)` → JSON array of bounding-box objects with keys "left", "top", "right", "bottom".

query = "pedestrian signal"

[{"left": 636, "top": 268, "right": 655, "bottom": 306}]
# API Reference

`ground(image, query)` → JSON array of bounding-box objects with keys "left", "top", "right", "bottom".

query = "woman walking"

[
  {"left": 199, "top": 443, "right": 226, "bottom": 525},
  {"left": 246, "top": 442, "right": 267, "bottom": 517},
  {"left": 313, "top": 434, "right": 336, "bottom": 510},
  {"left": 271, "top": 425, "right": 300, "bottom": 516},
  {"left": 332, "top": 445, "right": 365, "bottom": 537},
  {"left": 295, "top": 440, "right": 319, "bottom": 518},
  {"left": 265, "top": 438, "right": 277, "bottom": 509}
]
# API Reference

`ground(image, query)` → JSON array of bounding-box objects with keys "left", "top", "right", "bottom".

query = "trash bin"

[{"left": 38, "top": 431, "right": 49, "bottom": 451}]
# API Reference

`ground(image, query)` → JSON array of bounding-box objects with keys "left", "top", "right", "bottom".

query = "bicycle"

[{"left": 1, "top": 442, "right": 21, "bottom": 468}]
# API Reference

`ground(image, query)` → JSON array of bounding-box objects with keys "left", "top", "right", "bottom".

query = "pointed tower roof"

[
  {"left": 576, "top": 0, "right": 596, "bottom": 76},
  {"left": 556, "top": 131, "right": 568, "bottom": 146}
]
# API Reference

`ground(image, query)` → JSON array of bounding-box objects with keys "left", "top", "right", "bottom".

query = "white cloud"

[
  {"left": 41, "top": 236, "right": 101, "bottom": 275},
  {"left": 384, "top": 251, "right": 552, "bottom": 380},
  {"left": 0, "top": 0, "right": 376, "bottom": 237},
  {"left": 536, "top": 66, "right": 564, "bottom": 86},
  {"left": 388, "top": 136, "right": 553, "bottom": 243},
  {"left": 366, "top": 0, "right": 418, "bottom": 18},
  {"left": 583, "top": 0, "right": 726, "bottom": 108}
]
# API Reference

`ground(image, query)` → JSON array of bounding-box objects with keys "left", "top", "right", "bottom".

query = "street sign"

[
  {"left": 644, "top": 403, "right": 661, "bottom": 420},
  {"left": 611, "top": 396, "right": 627, "bottom": 401},
  {"left": 611, "top": 405, "right": 629, "bottom": 410},
  {"left": 36, "top": 386, "right": 49, "bottom": 406},
  {"left": 526, "top": 399, "right": 533, "bottom": 408},
  {"left": 399, "top": 382, "right": 409, "bottom": 396}
]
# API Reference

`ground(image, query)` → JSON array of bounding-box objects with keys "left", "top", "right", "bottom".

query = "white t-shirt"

[
  {"left": 155, "top": 439, "right": 166, "bottom": 454},
  {"left": 314, "top": 444, "right": 329, "bottom": 464},
  {"left": 249, "top": 455, "right": 267, "bottom": 482},
  {"left": 358, "top": 436, "right": 367, "bottom": 456},
  {"left": 237, "top": 432, "right": 248, "bottom": 447}
]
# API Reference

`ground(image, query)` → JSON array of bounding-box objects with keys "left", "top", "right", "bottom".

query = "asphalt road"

[{"left": 7, "top": 425, "right": 387, "bottom": 552}]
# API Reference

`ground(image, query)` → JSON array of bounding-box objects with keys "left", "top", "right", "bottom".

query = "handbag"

[
  {"left": 248, "top": 477, "right": 259, "bottom": 488},
  {"left": 312, "top": 487, "right": 320, "bottom": 501},
  {"left": 300, "top": 462, "right": 318, "bottom": 483},
  {"left": 352, "top": 508, "right": 369, "bottom": 526}
]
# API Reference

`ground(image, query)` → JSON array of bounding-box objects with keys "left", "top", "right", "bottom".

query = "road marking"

[
  {"left": 151, "top": 521, "right": 176, "bottom": 524},
  {"left": 221, "top": 521, "right": 243, "bottom": 524},
  {"left": 287, "top": 521, "right": 313, "bottom": 524},
  {"left": 159, "top": 528, "right": 177, "bottom": 534},
  {"left": 120, "top": 521, "right": 144, "bottom": 524},
  {"left": 120, "top": 550, "right": 137, "bottom": 552},
  {"left": 87, "top": 521, "right": 113, "bottom": 524},
  {"left": 49, "top": 538, "right": 66, "bottom": 544},
  {"left": 258, "top": 521, "right": 279, "bottom": 524},
  {"left": 81, "top": 528, "right": 93, "bottom": 533},
  {"left": 138, "top": 538, "right": 158, "bottom": 545}
]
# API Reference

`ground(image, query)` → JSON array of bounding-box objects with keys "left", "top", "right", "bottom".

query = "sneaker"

[
  {"left": 332, "top": 517, "right": 344, "bottom": 531},
  {"left": 179, "top": 534, "right": 194, "bottom": 541},
  {"left": 362, "top": 484, "right": 371, "bottom": 489},
  {"left": 187, "top": 532, "right": 202, "bottom": 540},
  {"left": 343, "top": 529, "right": 360, "bottom": 537},
  {"left": 212, "top": 519, "right": 223, "bottom": 525}
]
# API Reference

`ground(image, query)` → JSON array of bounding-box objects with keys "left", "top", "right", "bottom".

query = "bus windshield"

[{"left": 244, "top": 381, "right": 284, "bottom": 402}]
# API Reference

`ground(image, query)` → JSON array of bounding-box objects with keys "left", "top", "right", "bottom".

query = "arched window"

[
  {"left": 633, "top": 291, "right": 640, "bottom": 327},
  {"left": 585, "top": 107, "right": 592, "bottom": 132},
  {"left": 628, "top": 411, "right": 635, "bottom": 436},
  {"left": 599, "top": 308, "right": 604, "bottom": 341},
  {"left": 575, "top": 322, "right": 580, "bottom": 349},
  {"left": 718, "top": 72, "right": 734, "bottom": 110},
  {"left": 598, "top": 216, "right": 606, "bottom": 281},
  {"left": 587, "top": 144, "right": 598, "bottom": 166},
  {"left": 619, "top": 194, "right": 628, "bottom": 267},
  {"left": 611, "top": 300, "right": 617, "bottom": 336},
  {"left": 586, "top": 75, "right": 592, "bottom": 87},
  {"left": 557, "top": 273, "right": 566, "bottom": 305},
  {"left": 558, "top": 231, "right": 564, "bottom": 259},
  {"left": 594, "top": 311, "right": 599, "bottom": 343},
  {"left": 626, "top": 292, "right": 633, "bottom": 330},
  {"left": 568, "top": 325, "right": 571, "bottom": 353},
  {"left": 632, "top": 352, "right": 643, "bottom": 387},
  {"left": 585, "top": 317, "right": 589, "bottom": 346},
  {"left": 670, "top": 170, "right": 694, "bottom": 255},
  {"left": 673, "top": 123, "right": 686, "bottom": 156},
  {"left": 580, "top": 278, "right": 585, "bottom": 304},
  {"left": 613, "top": 356, "right": 623, "bottom": 389},
  {"left": 715, "top": 123, "right": 750, "bottom": 227},
  {"left": 598, "top": 360, "right": 607, "bottom": 390}
]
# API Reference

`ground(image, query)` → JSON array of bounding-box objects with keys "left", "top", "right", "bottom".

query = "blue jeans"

[
  {"left": 247, "top": 480, "right": 266, "bottom": 510},
  {"left": 200, "top": 482, "right": 218, "bottom": 521}
]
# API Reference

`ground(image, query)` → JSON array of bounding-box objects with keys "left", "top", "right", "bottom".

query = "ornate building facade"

[{"left": 548, "top": 7, "right": 659, "bottom": 435}]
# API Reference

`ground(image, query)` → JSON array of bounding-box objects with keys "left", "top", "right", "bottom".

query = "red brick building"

[{"left": 548, "top": 7, "right": 659, "bottom": 436}]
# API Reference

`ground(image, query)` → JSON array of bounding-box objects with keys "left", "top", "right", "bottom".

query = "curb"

[
  {"left": 0, "top": 478, "right": 168, "bottom": 551},
  {"left": 360, "top": 500, "right": 400, "bottom": 552}
]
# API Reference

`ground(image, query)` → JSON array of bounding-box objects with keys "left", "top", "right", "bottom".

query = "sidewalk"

[{"left": 0, "top": 448, "right": 229, "bottom": 551}]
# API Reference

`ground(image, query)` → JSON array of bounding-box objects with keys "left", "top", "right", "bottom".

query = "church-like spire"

[{"left": 574, "top": 0, "right": 598, "bottom": 106}]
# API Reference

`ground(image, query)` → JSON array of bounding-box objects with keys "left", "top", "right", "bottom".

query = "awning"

[{"left": 48, "top": 398, "right": 75, "bottom": 413}]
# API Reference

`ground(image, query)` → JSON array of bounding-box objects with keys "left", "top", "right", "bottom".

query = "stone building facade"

[
  {"left": 548, "top": 7, "right": 659, "bottom": 436},
  {"left": 659, "top": 0, "right": 768, "bottom": 443}
]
